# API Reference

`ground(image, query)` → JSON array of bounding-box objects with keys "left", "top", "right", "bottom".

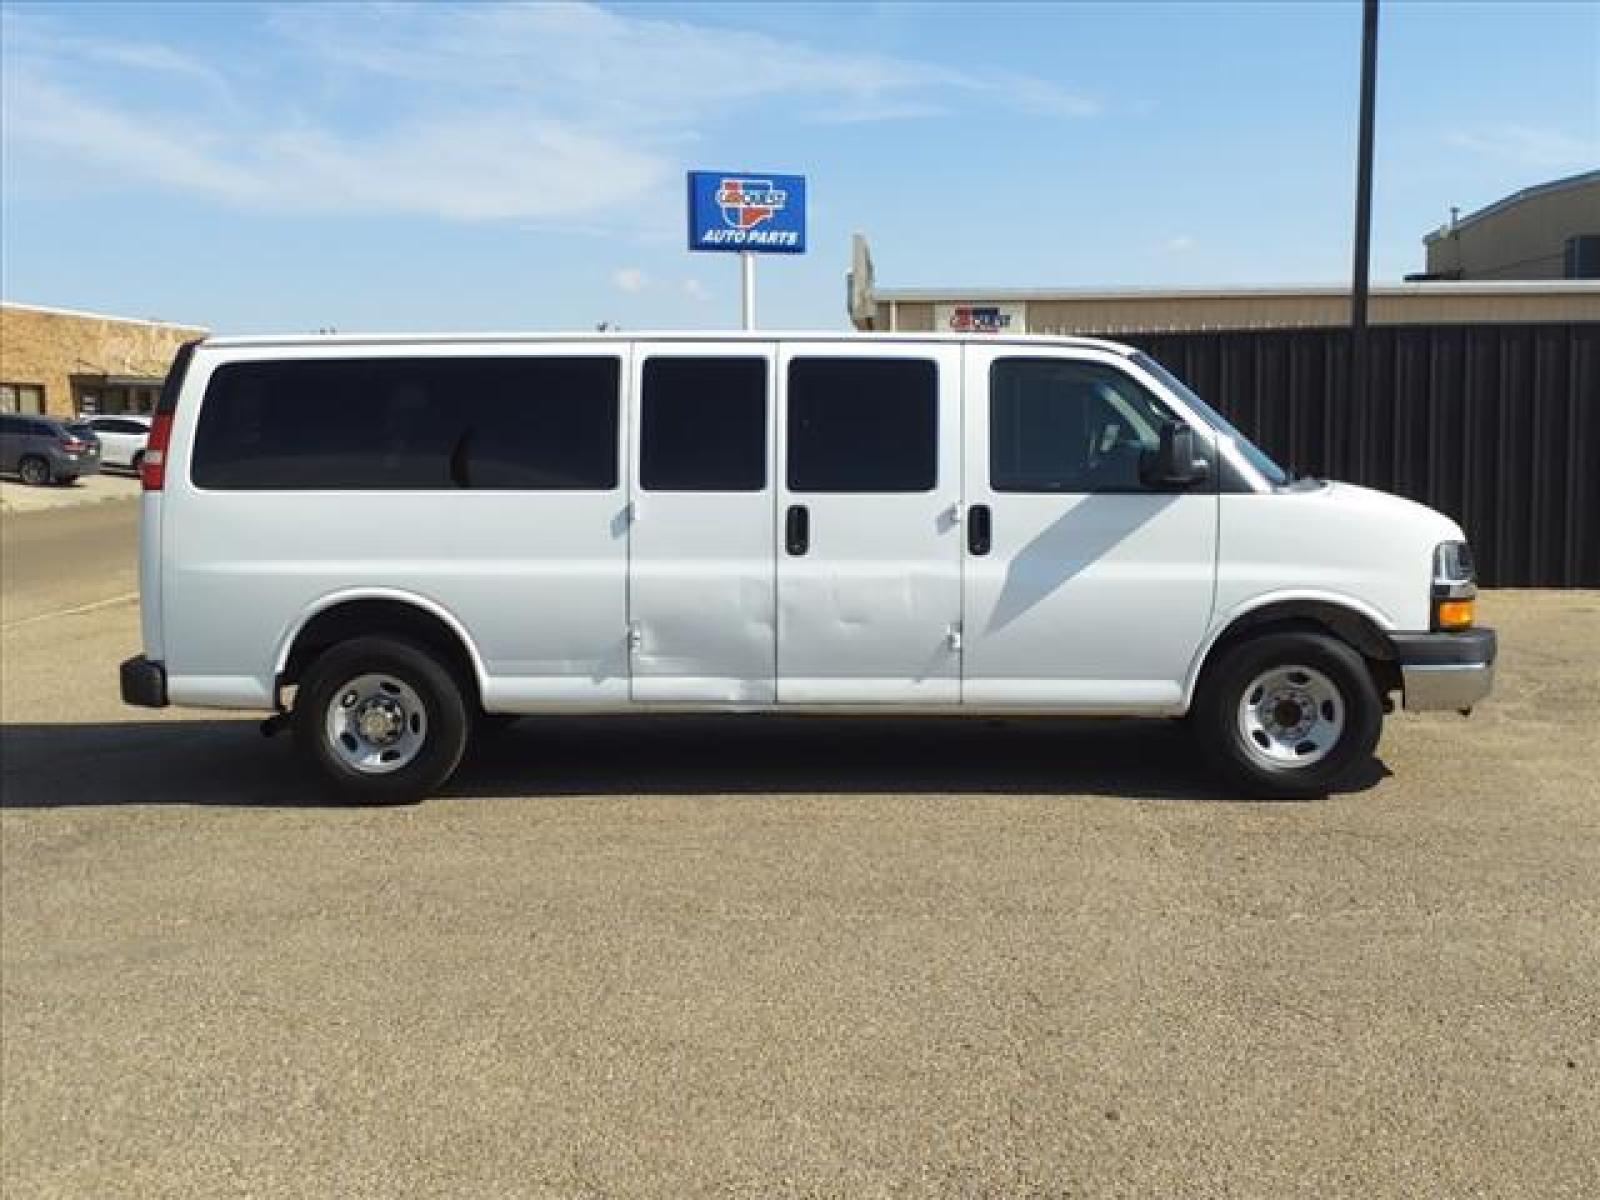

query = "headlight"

[
  {"left": 1433, "top": 541, "right": 1475, "bottom": 585},
  {"left": 1432, "top": 541, "right": 1476, "bottom": 629}
]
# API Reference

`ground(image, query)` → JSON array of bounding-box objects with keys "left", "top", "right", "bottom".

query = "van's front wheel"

[
  {"left": 1191, "top": 631, "right": 1382, "bottom": 798},
  {"left": 293, "top": 636, "right": 469, "bottom": 804}
]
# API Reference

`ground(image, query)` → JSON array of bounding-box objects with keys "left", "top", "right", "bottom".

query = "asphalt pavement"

[
  {"left": 2, "top": 501, "right": 1597, "bottom": 1198},
  {"left": 1, "top": 496, "right": 139, "bottom": 626}
]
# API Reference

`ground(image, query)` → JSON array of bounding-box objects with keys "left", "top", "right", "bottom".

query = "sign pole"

[
  {"left": 687, "top": 170, "right": 802, "bottom": 330},
  {"left": 740, "top": 251, "right": 756, "bottom": 330}
]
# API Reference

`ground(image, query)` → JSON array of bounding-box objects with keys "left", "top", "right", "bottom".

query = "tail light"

[
  {"left": 144, "top": 338, "right": 200, "bottom": 492},
  {"left": 61, "top": 436, "right": 89, "bottom": 453},
  {"left": 141, "top": 412, "right": 174, "bottom": 490}
]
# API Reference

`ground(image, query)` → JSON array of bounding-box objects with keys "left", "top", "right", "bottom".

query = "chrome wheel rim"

[
  {"left": 1237, "top": 665, "right": 1345, "bottom": 768},
  {"left": 19, "top": 459, "right": 47, "bottom": 485},
  {"left": 325, "top": 673, "right": 427, "bottom": 774}
]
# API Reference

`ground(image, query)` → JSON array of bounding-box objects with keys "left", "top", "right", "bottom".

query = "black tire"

[
  {"left": 131, "top": 450, "right": 146, "bottom": 475},
  {"left": 292, "top": 636, "right": 470, "bottom": 804},
  {"left": 18, "top": 455, "right": 50, "bottom": 486},
  {"left": 1190, "top": 631, "right": 1383, "bottom": 799},
  {"left": 475, "top": 711, "right": 521, "bottom": 738}
]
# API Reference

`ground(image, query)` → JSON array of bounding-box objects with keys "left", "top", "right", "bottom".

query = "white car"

[
  {"left": 119, "top": 332, "right": 1495, "bottom": 804},
  {"left": 84, "top": 414, "right": 152, "bottom": 471}
]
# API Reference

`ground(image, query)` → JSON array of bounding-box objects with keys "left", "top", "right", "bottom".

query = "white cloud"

[
  {"left": 1164, "top": 235, "right": 1197, "bottom": 253},
  {"left": 272, "top": 2, "right": 1098, "bottom": 127},
  {"left": 613, "top": 267, "right": 648, "bottom": 294},
  {"left": 2, "top": 66, "right": 664, "bottom": 222},
  {"left": 1446, "top": 124, "right": 1598, "bottom": 170},
  {"left": 1, "top": 2, "right": 1098, "bottom": 228},
  {"left": 0, "top": 11, "right": 230, "bottom": 92},
  {"left": 681, "top": 278, "right": 710, "bottom": 302}
]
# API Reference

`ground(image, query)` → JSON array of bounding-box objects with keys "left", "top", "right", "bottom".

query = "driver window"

[{"left": 990, "top": 357, "right": 1173, "bottom": 493}]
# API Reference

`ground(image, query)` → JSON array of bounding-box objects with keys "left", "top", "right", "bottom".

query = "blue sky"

[{"left": 2, "top": 1, "right": 1595, "bottom": 334}]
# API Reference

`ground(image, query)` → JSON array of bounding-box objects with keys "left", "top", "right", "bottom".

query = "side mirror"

[{"left": 1140, "top": 421, "right": 1211, "bottom": 488}]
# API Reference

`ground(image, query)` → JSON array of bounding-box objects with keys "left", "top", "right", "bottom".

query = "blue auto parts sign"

[{"left": 687, "top": 171, "right": 806, "bottom": 254}]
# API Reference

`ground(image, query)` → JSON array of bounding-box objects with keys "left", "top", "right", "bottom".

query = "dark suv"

[{"left": 0, "top": 414, "right": 103, "bottom": 485}]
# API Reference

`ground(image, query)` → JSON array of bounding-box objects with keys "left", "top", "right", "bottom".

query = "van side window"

[
  {"left": 641, "top": 358, "right": 766, "bottom": 491},
  {"left": 990, "top": 358, "right": 1175, "bottom": 493},
  {"left": 191, "top": 357, "right": 620, "bottom": 490},
  {"left": 787, "top": 358, "right": 936, "bottom": 492}
]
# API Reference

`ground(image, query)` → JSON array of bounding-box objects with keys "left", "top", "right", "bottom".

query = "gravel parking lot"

[{"left": 2, "top": 501, "right": 1597, "bottom": 1197}]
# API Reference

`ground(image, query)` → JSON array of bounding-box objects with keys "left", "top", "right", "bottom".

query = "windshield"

[{"left": 1131, "top": 351, "right": 1291, "bottom": 487}]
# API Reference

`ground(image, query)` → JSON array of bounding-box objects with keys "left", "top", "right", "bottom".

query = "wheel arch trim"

[
  {"left": 1182, "top": 590, "right": 1397, "bottom": 709},
  {"left": 271, "top": 588, "right": 490, "bottom": 698}
]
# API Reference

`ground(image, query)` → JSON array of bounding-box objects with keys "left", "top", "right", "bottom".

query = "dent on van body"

[{"left": 161, "top": 482, "right": 632, "bottom": 708}]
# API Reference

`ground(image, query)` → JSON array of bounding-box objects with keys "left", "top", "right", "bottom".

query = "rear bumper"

[
  {"left": 120, "top": 655, "right": 169, "bottom": 708},
  {"left": 1390, "top": 627, "right": 1497, "bottom": 713},
  {"left": 53, "top": 451, "right": 101, "bottom": 476}
]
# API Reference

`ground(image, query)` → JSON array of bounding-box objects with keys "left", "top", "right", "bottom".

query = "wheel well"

[
  {"left": 1199, "top": 601, "right": 1401, "bottom": 695},
  {"left": 280, "top": 599, "right": 481, "bottom": 704}
]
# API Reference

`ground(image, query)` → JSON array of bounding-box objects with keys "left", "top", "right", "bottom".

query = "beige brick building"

[{"left": 0, "top": 302, "right": 207, "bottom": 418}]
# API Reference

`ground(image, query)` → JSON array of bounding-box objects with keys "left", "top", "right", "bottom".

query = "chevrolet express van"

[{"left": 120, "top": 333, "right": 1495, "bottom": 803}]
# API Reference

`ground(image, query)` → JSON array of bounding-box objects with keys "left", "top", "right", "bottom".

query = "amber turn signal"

[{"left": 1435, "top": 598, "right": 1475, "bottom": 629}]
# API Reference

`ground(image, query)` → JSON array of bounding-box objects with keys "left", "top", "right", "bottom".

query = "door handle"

[
  {"left": 785, "top": 504, "right": 810, "bottom": 556},
  {"left": 968, "top": 504, "right": 992, "bottom": 556}
]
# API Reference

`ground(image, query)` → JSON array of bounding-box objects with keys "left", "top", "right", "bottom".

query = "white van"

[{"left": 120, "top": 332, "right": 1494, "bottom": 803}]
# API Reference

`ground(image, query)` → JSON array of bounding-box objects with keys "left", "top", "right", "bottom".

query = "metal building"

[
  {"left": 848, "top": 237, "right": 1600, "bottom": 335},
  {"left": 1417, "top": 168, "right": 1600, "bottom": 282}
]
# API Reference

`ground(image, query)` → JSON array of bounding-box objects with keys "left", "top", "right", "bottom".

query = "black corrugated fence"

[{"left": 1122, "top": 322, "right": 1599, "bottom": 587}]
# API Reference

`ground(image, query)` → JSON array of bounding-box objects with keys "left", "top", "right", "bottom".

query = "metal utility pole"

[{"left": 1349, "top": 0, "right": 1380, "bottom": 466}]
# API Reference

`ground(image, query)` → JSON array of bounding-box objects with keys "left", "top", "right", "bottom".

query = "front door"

[
  {"left": 961, "top": 348, "right": 1218, "bottom": 711},
  {"left": 628, "top": 343, "right": 777, "bottom": 704},
  {"left": 776, "top": 343, "right": 963, "bottom": 704}
]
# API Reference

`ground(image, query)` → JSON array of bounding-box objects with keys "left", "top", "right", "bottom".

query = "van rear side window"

[{"left": 190, "top": 357, "right": 620, "bottom": 490}]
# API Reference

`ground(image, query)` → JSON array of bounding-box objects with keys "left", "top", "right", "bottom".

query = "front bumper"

[
  {"left": 120, "top": 655, "right": 169, "bottom": 708},
  {"left": 1390, "top": 627, "right": 1497, "bottom": 713}
]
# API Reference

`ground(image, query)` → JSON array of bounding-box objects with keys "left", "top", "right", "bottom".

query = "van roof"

[{"left": 197, "top": 329, "right": 1139, "bottom": 355}]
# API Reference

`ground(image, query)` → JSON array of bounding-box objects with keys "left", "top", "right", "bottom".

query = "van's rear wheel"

[
  {"left": 1191, "top": 631, "right": 1382, "bottom": 798},
  {"left": 293, "top": 636, "right": 469, "bottom": 804}
]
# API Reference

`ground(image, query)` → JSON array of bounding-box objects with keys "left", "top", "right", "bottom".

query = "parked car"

[
  {"left": 84, "top": 414, "right": 153, "bottom": 471},
  {"left": 120, "top": 332, "right": 1495, "bottom": 804},
  {"left": 0, "top": 414, "right": 102, "bottom": 485}
]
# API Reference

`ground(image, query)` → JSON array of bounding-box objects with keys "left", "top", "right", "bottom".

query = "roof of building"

[
  {"left": 864, "top": 279, "right": 1600, "bottom": 303},
  {"left": 0, "top": 300, "right": 208, "bottom": 331},
  {"left": 1422, "top": 168, "right": 1600, "bottom": 246}
]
